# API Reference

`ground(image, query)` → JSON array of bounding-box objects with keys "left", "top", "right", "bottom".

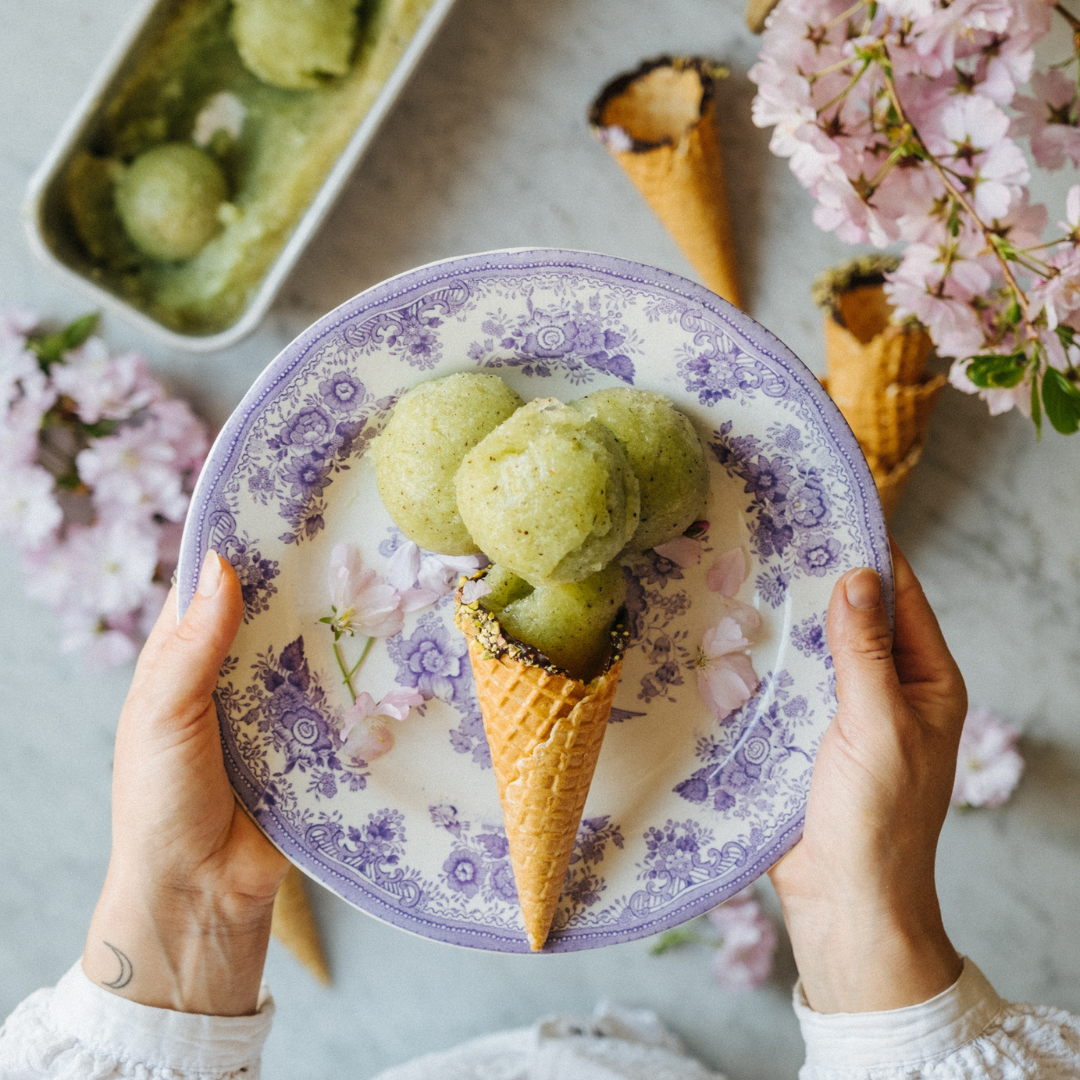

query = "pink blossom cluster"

[
  {"left": 705, "top": 887, "right": 780, "bottom": 992},
  {"left": 0, "top": 309, "right": 208, "bottom": 667},
  {"left": 951, "top": 705, "right": 1024, "bottom": 807},
  {"left": 750, "top": 0, "right": 1080, "bottom": 433},
  {"left": 324, "top": 541, "right": 483, "bottom": 764}
]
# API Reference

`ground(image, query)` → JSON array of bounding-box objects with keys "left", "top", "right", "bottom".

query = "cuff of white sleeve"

[
  {"left": 794, "top": 958, "right": 1004, "bottom": 1071},
  {"left": 49, "top": 961, "right": 274, "bottom": 1074}
]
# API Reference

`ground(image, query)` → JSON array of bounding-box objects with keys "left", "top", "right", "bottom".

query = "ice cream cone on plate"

[
  {"left": 589, "top": 56, "right": 742, "bottom": 309},
  {"left": 272, "top": 865, "right": 331, "bottom": 985},
  {"left": 814, "top": 256, "right": 946, "bottom": 520},
  {"left": 455, "top": 586, "right": 626, "bottom": 951}
]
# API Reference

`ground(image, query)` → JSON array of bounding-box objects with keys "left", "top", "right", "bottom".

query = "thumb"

[
  {"left": 129, "top": 551, "right": 244, "bottom": 725},
  {"left": 825, "top": 567, "right": 902, "bottom": 718}
]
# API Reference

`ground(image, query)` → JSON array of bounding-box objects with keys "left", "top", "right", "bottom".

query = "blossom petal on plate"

[
  {"left": 707, "top": 548, "right": 748, "bottom": 597},
  {"left": 398, "top": 586, "right": 443, "bottom": 612},
  {"left": 702, "top": 616, "right": 751, "bottom": 657},
  {"left": 328, "top": 542, "right": 369, "bottom": 609},
  {"left": 341, "top": 715, "right": 395, "bottom": 764},
  {"left": 460, "top": 578, "right": 492, "bottom": 603},
  {"left": 697, "top": 654, "right": 759, "bottom": 721},
  {"left": 375, "top": 687, "right": 426, "bottom": 722},
  {"left": 653, "top": 536, "right": 703, "bottom": 567},
  {"left": 353, "top": 581, "right": 405, "bottom": 637},
  {"left": 386, "top": 540, "right": 421, "bottom": 591}
]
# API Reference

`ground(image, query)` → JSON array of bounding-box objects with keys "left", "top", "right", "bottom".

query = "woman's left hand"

[{"left": 83, "top": 551, "right": 290, "bottom": 1016}]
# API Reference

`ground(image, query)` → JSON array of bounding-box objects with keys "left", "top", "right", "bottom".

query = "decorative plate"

[{"left": 178, "top": 249, "right": 891, "bottom": 953}]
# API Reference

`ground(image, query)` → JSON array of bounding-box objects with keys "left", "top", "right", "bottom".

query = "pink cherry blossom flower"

[
  {"left": 653, "top": 535, "right": 702, "bottom": 567},
  {"left": 0, "top": 466, "right": 62, "bottom": 547},
  {"left": 952, "top": 706, "right": 1024, "bottom": 808},
  {"left": 76, "top": 423, "right": 190, "bottom": 522},
  {"left": 327, "top": 542, "right": 404, "bottom": 638},
  {"left": 1013, "top": 69, "right": 1080, "bottom": 170},
  {"left": 706, "top": 888, "right": 779, "bottom": 992},
  {"left": 339, "top": 687, "right": 425, "bottom": 765},
  {"left": 50, "top": 338, "right": 159, "bottom": 424}
]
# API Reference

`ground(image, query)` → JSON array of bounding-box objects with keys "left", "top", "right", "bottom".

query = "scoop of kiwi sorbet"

[
  {"left": 455, "top": 398, "right": 640, "bottom": 587},
  {"left": 114, "top": 144, "right": 228, "bottom": 262},
  {"left": 374, "top": 373, "right": 524, "bottom": 556},
  {"left": 481, "top": 562, "right": 626, "bottom": 682},
  {"left": 571, "top": 387, "right": 708, "bottom": 553},
  {"left": 231, "top": 0, "right": 360, "bottom": 90}
]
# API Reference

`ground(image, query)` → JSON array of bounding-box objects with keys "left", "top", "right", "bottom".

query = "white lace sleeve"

[
  {"left": 0, "top": 961, "right": 273, "bottom": 1080},
  {"left": 794, "top": 958, "right": 1080, "bottom": 1079}
]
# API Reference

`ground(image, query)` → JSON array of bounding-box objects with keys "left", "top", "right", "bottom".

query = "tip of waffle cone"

[{"left": 456, "top": 601, "right": 622, "bottom": 951}]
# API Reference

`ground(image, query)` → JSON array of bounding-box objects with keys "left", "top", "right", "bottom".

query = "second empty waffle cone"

[
  {"left": 590, "top": 56, "right": 742, "bottom": 309},
  {"left": 815, "top": 256, "right": 945, "bottom": 519},
  {"left": 455, "top": 591, "right": 624, "bottom": 951}
]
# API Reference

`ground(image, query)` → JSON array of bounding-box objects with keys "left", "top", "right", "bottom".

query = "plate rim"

[{"left": 178, "top": 246, "right": 893, "bottom": 952}]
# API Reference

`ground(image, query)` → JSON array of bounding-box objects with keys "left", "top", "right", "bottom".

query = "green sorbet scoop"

[
  {"left": 572, "top": 387, "right": 709, "bottom": 553},
  {"left": 482, "top": 562, "right": 626, "bottom": 682},
  {"left": 231, "top": 0, "right": 360, "bottom": 90},
  {"left": 375, "top": 373, "right": 524, "bottom": 556},
  {"left": 455, "top": 398, "right": 640, "bottom": 587},
  {"left": 114, "top": 144, "right": 228, "bottom": 262}
]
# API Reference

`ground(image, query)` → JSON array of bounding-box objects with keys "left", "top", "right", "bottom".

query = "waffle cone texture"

[
  {"left": 456, "top": 602, "right": 622, "bottom": 951},
  {"left": 821, "top": 283, "right": 945, "bottom": 519},
  {"left": 590, "top": 57, "right": 742, "bottom": 309}
]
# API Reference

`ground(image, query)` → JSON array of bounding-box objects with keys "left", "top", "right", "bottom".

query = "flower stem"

[{"left": 333, "top": 642, "right": 357, "bottom": 704}]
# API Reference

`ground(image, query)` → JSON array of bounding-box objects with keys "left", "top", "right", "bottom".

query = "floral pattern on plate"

[{"left": 179, "top": 249, "right": 890, "bottom": 953}]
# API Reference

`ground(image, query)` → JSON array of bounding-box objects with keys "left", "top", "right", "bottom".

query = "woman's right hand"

[{"left": 769, "top": 540, "right": 968, "bottom": 1014}]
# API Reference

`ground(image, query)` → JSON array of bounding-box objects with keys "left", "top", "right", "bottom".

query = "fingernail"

[
  {"left": 845, "top": 568, "right": 881, "bottom": 611},
  {"left": 197, "top": 550, "right": 223, "bottom": 597}
]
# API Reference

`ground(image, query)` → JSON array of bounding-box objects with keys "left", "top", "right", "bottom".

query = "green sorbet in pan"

[
  {"left": 455, "top": 398, "right": 640, "bottom": 587},
  {"left": 58, "top": 0, "right": 438, "bottom": 336}
]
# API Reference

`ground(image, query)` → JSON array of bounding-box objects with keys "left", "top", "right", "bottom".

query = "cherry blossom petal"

[
  {"left": 652, "top": 536, "right": 703, "bottom": 568},
  {"left": 707, "top": 548, "right": 748, "bottom": 597},
  {"left": 697, "top": 654, "right": 759, "bottom": 721}
]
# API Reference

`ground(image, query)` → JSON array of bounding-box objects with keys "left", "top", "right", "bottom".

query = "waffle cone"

[
  {"left": 869, "top": 440, "right": 926, "bottom": 521},
  {"left": 272, "top": 865, "right": 331, "bottom": 985},
  {"left": 819, "top": 280, "right": 945, "bottom": 518},
  {"left": 457, "top": 607, "right": 622, "bottom": 951},
  {"left": 828, "top": 376, "right": 947, "bottom": 473},
  {"left": 591, "top": 58, "right": 742, "bottom": 309},
  {"left": 824, "top": 286, "right": 933, "bottom": 399}
]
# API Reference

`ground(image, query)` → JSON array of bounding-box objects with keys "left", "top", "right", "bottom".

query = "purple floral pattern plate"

[{"left": 178, "top": 249, "right": 891, "bottom": 953}]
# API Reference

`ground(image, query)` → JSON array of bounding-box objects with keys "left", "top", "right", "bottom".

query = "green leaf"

[
  {"left": 1031, "top": 371, "right": 1042, "bottom": 439},
  {"left": 28, "top": 312, "right": 99, "bottom": 373},
  {"left": 1056, "top": 324, "right": 1076, "bottom": 348},
  {"left": 650, "top": 926, "right": 703, "bottom": 955},
  {"left": 967, "top": 353, "right": 1027, "bottom": 389},
  {"left": 1042, "top": 367, "right": 1080, "bottom": 435},
  {"left": 81, "top": 418, "right": 119, "bottom": 439},
  {"left": 62, "top": 312, "right": 99, "bottom": 351}
]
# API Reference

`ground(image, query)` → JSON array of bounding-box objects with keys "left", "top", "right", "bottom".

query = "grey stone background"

[{"left": 1, "top": 1, "right": 1078, "bottom": 1077}]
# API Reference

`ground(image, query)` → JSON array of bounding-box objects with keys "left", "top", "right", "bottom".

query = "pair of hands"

[{"left": 84, "top": 543, "right": 966, "bottom": 1016}]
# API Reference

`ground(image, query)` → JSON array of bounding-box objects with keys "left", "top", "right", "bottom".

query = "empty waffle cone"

[
  {"left": 455, "top": 594, "right": 624, "bottom": 951},
  {"left": 829, "top": 377, "right": 947, "bottom": 473},
  {"left": 590, "top": 56, "right": 742, "bottom": 309},
  {"left": 815, "top": 259, "right": 945, "bottom": 519},
  {"left": 272, "top": 865, "right": 331, "bottom": 985},
  {"left": 869, "top": 440, "right": 927, "bottom": 521},
  {"left": 824, "top": 285, "right": 933, "bottom": 401}
]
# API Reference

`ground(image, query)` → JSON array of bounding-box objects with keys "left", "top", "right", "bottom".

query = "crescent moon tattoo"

[{"left": 101, "top": 942, "right": 134, "bottom": 989}]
